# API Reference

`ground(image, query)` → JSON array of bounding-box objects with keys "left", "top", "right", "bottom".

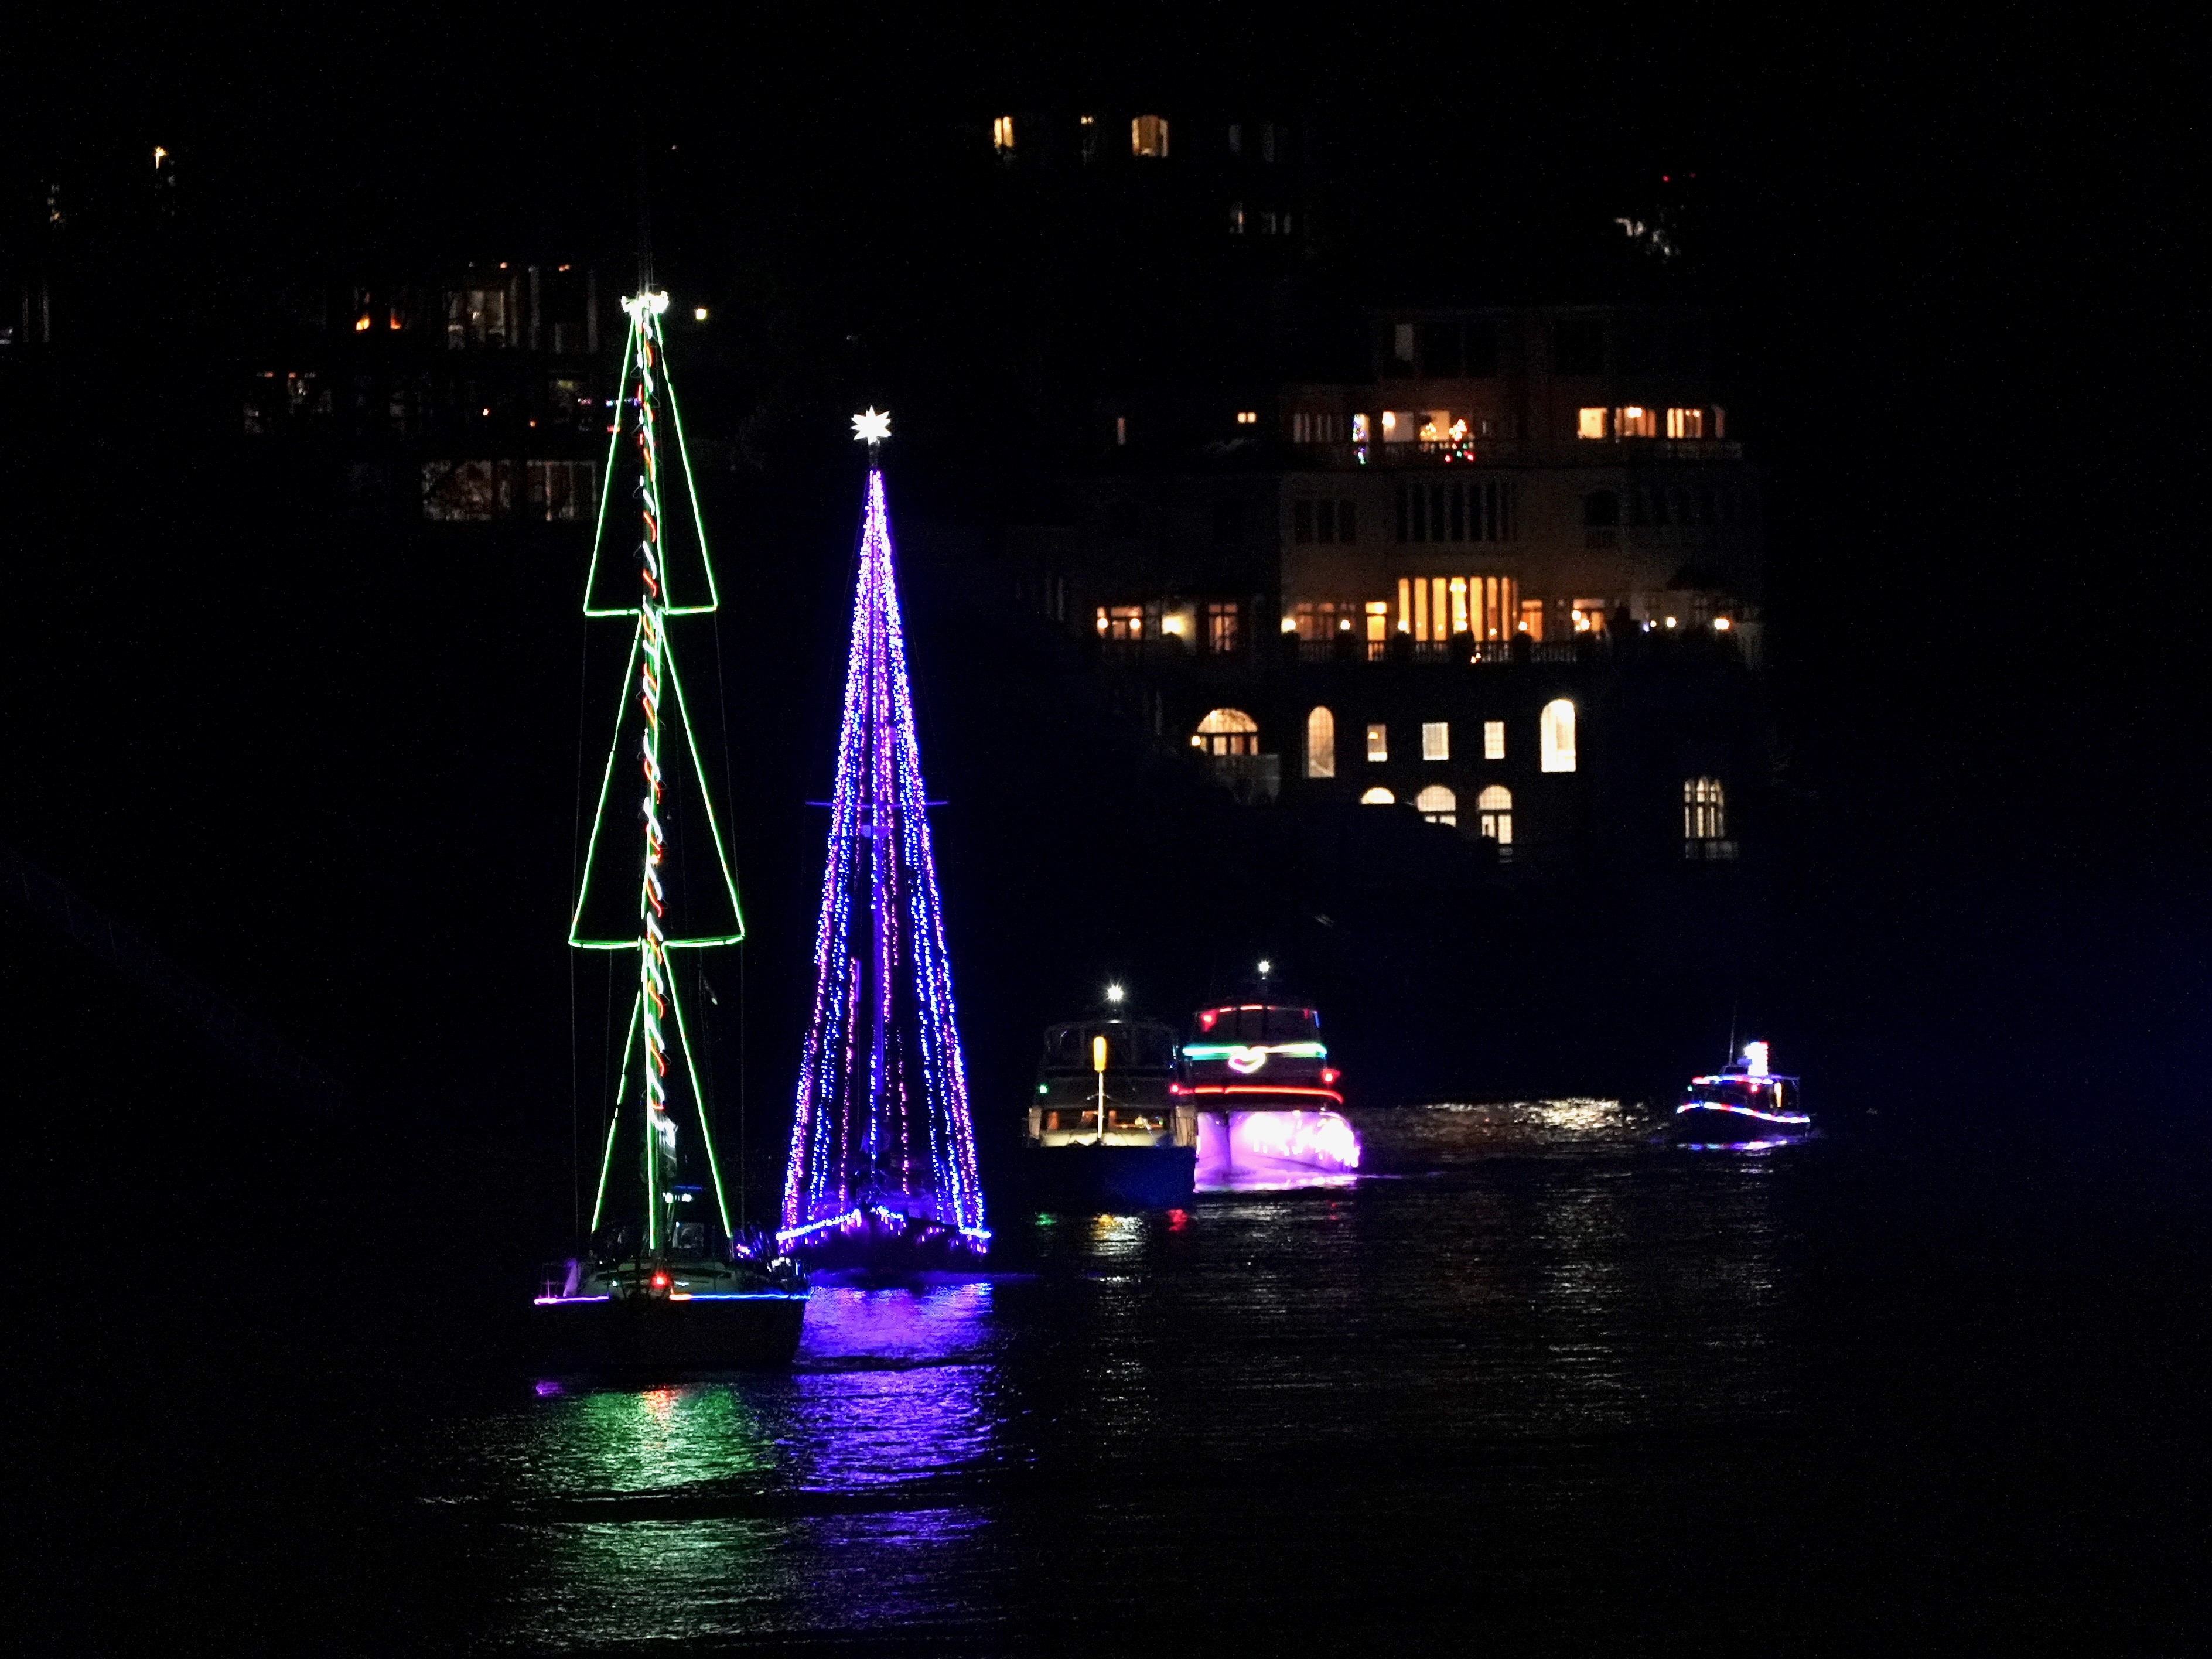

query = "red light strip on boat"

[{"left": 1189, "top": 1084, "right": 1344, "bottom": 1105}]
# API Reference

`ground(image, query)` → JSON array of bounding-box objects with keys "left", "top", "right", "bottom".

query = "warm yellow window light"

[
  {"left": 1306, "top": 707, "right": 1336, "bottom": 779},
  {"left": 1360, "top": 787, "right": 1395, "bottom": 805},
  {"left": 1539, "top": 699, "right": 1577, "bottom": 773},
  {"left": 992, "top": 115, "right": 1016, "bottom": 152},
  {"left": 1132, "top": 115, "right": 1170, "bottom": 158},
  {"left": 1578, "top": 407, "right": 1607, "bottom": 439}
]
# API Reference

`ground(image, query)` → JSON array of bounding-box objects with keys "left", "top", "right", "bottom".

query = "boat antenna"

[
  {"left": 1726, "top": 996, "right": 1739, "bottom": 1066},
  {"left": 636, "top": 143, "right": 656, "bottom": 295}
]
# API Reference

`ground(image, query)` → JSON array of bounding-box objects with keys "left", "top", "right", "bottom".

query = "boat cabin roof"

[
  {"left": 1193, "top": 1003, "right": 1320, "bottom": 1040},
  {"left": 1040, "top": 1018, "right": 1177, "bottom": 1071}
]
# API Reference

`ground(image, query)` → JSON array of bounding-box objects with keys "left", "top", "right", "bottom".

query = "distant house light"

[
  {"left": 152, "top": 146, "right": 168, "bottom": 168},
  {"left": 1132, "top": 114, "right": 1170, "bottom": 158},
  {"left": 1539, "top": 699, "right": 1577, "bottom": 773},
  {"left": 1615, "top": 405, "right": 1656, "bottom": 439},
  {"left": 1235, "top": 410, "right": 1257, "bottom": 425},
  {"left": 1713, "top": 616, "right": 1732, "bottom": 631},
  {"left": 354, "top": 315, "right": 372, "bottom": 332},
  {"left": 1577, "top": 407, "right": 1607, "bottom": 440},
  {"left": 992, "top": 115, "right": 1015, "bottom": 153},
  {"left": 1360, "top": 787, "right": 1395, "bottom": 806},
  {"left": 1115, "top": 415, "right": 1128, "bottom": 446}
]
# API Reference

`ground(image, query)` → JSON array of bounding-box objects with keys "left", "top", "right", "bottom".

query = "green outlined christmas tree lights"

[{"left": 571, "top": 288, "right": 746, "bottom": 1258}]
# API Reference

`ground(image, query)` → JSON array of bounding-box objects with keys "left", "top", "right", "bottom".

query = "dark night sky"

[{"left": 2, "top": 9, "right": 2203, "bottom": 1162}]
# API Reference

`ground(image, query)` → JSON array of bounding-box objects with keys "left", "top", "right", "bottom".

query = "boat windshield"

[
  {"left": 1193, "top": 1005, "right": 1320, "bottom": 1043},
  {"left": 1040, "top": 1020, "right": 1177, "bottom": 1072}
]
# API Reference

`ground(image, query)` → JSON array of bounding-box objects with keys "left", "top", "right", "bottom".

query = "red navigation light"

[
  {"left": 650, "top": 1271, "right": 669, "bottom": 1289},
  {"left": 1320, "top": 1067, "right": 1340, "bottom": 1085},
  {"left": 1198, "top": 1009, "right": 1219, "bottom": 1032}
]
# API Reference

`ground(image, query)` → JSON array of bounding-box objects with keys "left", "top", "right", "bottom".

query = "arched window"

[
  {"left": 1192, "top": 708, "right": 1259, "bottom": 757},
  {"left": 1305, "top": 706, "right": 1336, "bottom": 779},
  {"left": 1539, "top": 699, "right": 1576, "bottom": 772},
  {"left": 1685, "top": 776, "right": 1726, "bottom": 841},
  {"left": 1477, "top": 784, "right": 1513, "bottom": 844},
  {"left": 1359, "top": 787, "right": 1395, "bottom": 805},
  {"left": 1415, "top": 785, "right": 1457, "bottom": 827}
]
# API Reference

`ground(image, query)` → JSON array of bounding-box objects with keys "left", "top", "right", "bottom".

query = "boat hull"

[
  {"left": 1663, "top": 1104, "right": 1814, "bottom": 1147},
  {"left": 531, "top": 1292, "right": 808, "bottom": 1375},
  {"left": 1018, "top": 1143, "right": 1197, "bottom": 1211},
  {"left": 1195, "top": 1108, "right": 1362, "bottom": 1184}
]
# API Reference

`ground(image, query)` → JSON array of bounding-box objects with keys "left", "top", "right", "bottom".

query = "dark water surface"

[{"left": 42, "top": 1104, "right": 2208, "bottom": 1654}]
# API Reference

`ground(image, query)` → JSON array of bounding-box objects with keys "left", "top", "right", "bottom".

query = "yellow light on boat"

[{"left": 1093, "top": 1035, "right": 1108, "bottom": 1073}]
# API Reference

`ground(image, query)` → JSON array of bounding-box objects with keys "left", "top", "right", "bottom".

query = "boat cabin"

[
  {"left": 1182, "top": 1003, "right": 1340, "bottom": 1101},
  {"left": 1028, "top": 1018, "right": 1197, "bottom": 1149}
]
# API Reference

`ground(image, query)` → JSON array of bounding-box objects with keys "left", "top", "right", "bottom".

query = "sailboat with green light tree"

[{"left": 531, "top": 282, "right": 807, "bottom": 1372}]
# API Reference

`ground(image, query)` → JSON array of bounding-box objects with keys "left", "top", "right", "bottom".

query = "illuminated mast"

[
  {"left": 570, "top": 288, "right": 746, "bottom": 1258},
  {"left": 779, "top": 410, "right": 988, "bottom": 1258}
]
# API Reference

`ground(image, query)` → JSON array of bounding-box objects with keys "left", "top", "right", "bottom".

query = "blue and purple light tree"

[{"left": 779, "top": 412, "right": 988, "bottom": 1262}]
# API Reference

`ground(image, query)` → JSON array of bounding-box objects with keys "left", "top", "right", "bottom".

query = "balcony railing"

[
  {"left": 1204, "top": 752, "right": 1281, "bottom": 805},
  {"left": 1291, "top": 636, "right": 1585, "bottom": 666},
  {"left": 1287, "top": 435, "right": 1741, "bottom": 469}
]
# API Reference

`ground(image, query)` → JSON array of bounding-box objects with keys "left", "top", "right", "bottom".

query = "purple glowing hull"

[
  {"left": 1195, "top": 1110, "right": 1362, "bottom": 1188},
  {"left": 530, "top": 1291, "right": 809, "bottom": 1376},
  {"left": 1019, "top": 1143, "right": 1196, "bottom": 1212}
]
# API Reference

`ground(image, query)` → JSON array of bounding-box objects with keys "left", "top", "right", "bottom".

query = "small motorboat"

[
  {"left": 1664, "top": 1040, "right": 1811, "bottom": 1146},
  {"left": 1019, "top": 1009, "right": 1197, "bottom": 1211}
]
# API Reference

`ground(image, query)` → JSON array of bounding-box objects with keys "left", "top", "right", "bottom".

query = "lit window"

[
  {"left": 1115, "top": 415, "right": 1128, "bottom": 446},
  {"left": 1305, "top": 707, "right": 1336, "bottom": 779},
  {"left": 1100, "top": 605, "right": 1144, "bottom": 641},
  {"left": 1132, "top": 115, "right": 1170, "bottom": 158},
  {"left": 1364, "top": 601, "right": 1390, "bottom": 657},
  {"left": 1366, "top": 723, "right": 1388, "bottom": 763},
  {"left": 1415, "top": 785, "right": 1457, "bottom": 827},
  {"left": 1192, "top": 708, "right": 1259, "bottom": 756},
  {"left": 1360, "top": 787, "right": 1395, "bottom": 806},
  {"left": 1685, "top": 776, "right": 1726, "bottom": 839},
  {"left": 1351, "top": 412, "right": 1370, "bottom": 443},
  {"left": 1577, "top": 407, "right": 1607, "bottom": 440},
  {"left": 1539, "top": 699, "right": 1576, "bottom": 773},
  {"left": 1666, "top": 406, "right": 1705, "bottom": 439},
  {"left": 1614, "top": 406, "right": 1656, "bottom": 438},
  {"left": 1079, "top": 114, "right": 1098, "bottom": 161},
  {"left": 1235, "top": 410, "right": 1258, "bottom": 425},
  {"left": 992, "top": 115, "right": 1016, "bottom": 153},
  {"left": 1477, "top": 785, "right": 1513, "bottom": 845},
  {"left": 1206, "top": 602, "right": 1240, "bottom": 654},
  {"left": 1422, "top": 722, "right": 1449, "bottom": 762},
  {"left": 1483, "top": 721, "right": 1505, "bottom": 760},
  {"left": 1229, "top": 201, "right": 1246, "bottom": 234}
]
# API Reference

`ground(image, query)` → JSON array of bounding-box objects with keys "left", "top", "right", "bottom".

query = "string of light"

[{"left": 781, "top": 443, "right": 988, "bottom": 1253}]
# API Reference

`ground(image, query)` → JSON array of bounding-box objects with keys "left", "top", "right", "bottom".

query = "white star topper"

[{"left": 851, "top": 407, "right": 892, "bottom": 444}]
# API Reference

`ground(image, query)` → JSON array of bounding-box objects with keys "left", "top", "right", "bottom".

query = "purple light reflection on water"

[{"left": 797, "top": 1282, "right": 996, "bottom": 1370}]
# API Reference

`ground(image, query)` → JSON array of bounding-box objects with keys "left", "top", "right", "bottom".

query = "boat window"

[
  {"left": 1042, "top": 1022, "right": 1174, "bottom": 1069},
  {"left": 1197, "top": 1006, "right": 1321, "bottom": 1043}
]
